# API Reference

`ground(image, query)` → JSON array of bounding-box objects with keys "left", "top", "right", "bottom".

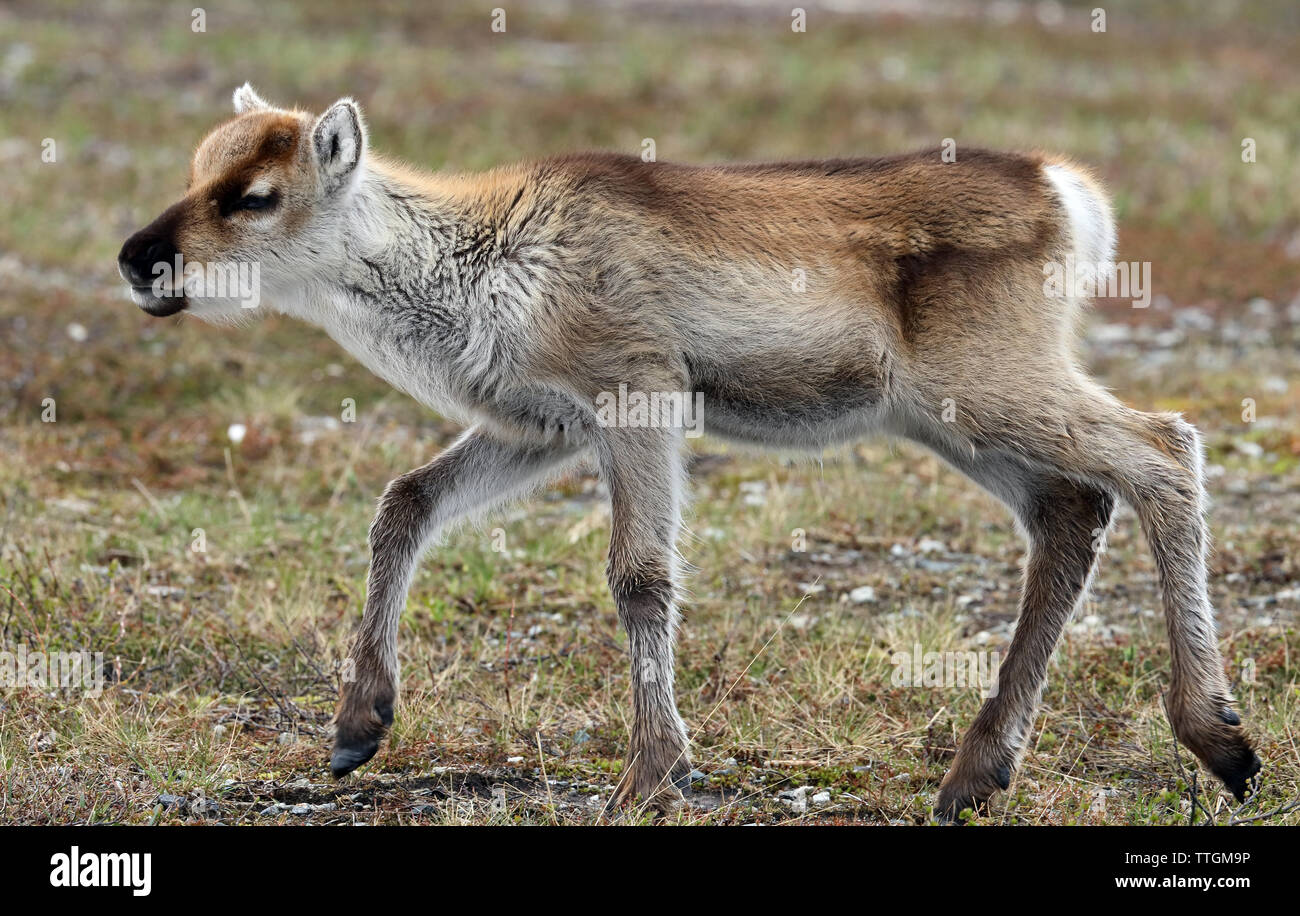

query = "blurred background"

[{"left": 0, "top": 1, "right": 1297, "bottom": 824}]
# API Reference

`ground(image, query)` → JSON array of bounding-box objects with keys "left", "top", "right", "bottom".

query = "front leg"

[
  {"left": 331, "top": 426, "right": 583, "bottom": 777},
  {"left": 597, "top": 427, "right": 693, "bottom": 812}
]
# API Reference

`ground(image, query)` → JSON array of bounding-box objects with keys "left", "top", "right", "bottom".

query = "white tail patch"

[{"left": 1043, "top": 163, "right": 1116, "bottom": 267}]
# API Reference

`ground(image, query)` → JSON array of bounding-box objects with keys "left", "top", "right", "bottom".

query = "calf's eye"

[{"left": 234, "top": 192, "right": 278, "bottom": 212}]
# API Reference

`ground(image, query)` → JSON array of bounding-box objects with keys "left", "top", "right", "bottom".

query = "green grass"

[{"left": 0, "top": 0, "right": 1298, "bottom": 824}]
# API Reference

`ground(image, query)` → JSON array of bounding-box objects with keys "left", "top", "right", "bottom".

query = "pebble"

[
  {"left": 191, "top": 799, "right": 221, "bottom": 817},
  {"left": 778, "top": 785, "right": 816, "bottom": 813},
  {"left": 290, "top": 802, "right": 335, "bottom": 815}
]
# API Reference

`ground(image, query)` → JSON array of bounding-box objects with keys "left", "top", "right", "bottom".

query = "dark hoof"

[
  {"left": 329, "top": 700, "right": 391, "bottom": 779},
  {"left": 330, "top": 736, "right": 380, "bottom": 779},
  {"left": 1212, "top": 745, "right": 1262, "bottom": 803},
  {"left": 933, "top": 791, "right": 988, "bottom": 824},
  {"left": 994, "top": 763, "right": 1012, "bottom": 791},
  {"left": 674, "top": 764, "right": 701, "bottom": 792},
  {"left": 935, "top": 759, "right": 1012, "bottom": 823}
]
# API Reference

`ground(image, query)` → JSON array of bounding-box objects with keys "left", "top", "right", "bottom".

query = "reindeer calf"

[{"left": 118, "top": 86, "right": 1260, "bottom": 818}]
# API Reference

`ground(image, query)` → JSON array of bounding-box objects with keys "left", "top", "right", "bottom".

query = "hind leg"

[
  {"left": 1102, "top": 411, "right": 1260, "bottom": 798},
  {"left": 934, "top": 463, "right": 1114, "bottom": 820},
  {"left": 922, "top": 384, "right": 1258, "bottom": 808}
]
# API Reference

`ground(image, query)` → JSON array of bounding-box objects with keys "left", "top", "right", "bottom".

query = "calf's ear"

[
  {"left": 312, "top": 98, "right": 366, "bottom": 196},
  {"left": 232, "top": 82, "right": 271, "bottom": 115}
]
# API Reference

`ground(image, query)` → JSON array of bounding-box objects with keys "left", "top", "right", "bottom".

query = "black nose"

[{"left": 118, "top": 231, "right": 178, "bottom": 288}]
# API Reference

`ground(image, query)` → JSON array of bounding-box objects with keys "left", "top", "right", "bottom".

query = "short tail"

[{"left": 1042, "top": 160, "right": 1116, "bottom": 271}]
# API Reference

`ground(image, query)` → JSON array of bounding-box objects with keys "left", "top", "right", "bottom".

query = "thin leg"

[
  {"left": 919, "top": 391, "right": 1257, "bottom": 810},
  {"left": 332, "top": 426, "right": 584, "bottom": 777},
  {"left": 1103, "top": 412, "right": 1260, "bottom": 798},
  {"left": 596, "top": 427, "right": 692, "bottom": 811},
  {"left": 936, "top": 470, "right": 1114, "bottom": 819}
]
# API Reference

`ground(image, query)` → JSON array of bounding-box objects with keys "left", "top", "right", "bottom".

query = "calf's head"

[{"left": 117, "top": 84, "right": 367, "bottom": 320}]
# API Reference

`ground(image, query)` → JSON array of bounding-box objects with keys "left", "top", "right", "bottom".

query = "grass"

[{"left": 0, "top": 0, "right": 1298, "bottom": 824}]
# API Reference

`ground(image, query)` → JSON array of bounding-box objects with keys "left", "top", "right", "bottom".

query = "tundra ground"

[{"left": 1, "top": 0, "right": 1297, "bottom": 824}]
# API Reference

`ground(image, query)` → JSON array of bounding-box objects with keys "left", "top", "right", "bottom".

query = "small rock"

[
  {"left": 285, "top": 802, "right": 336, "bottom": 816},
  {"left": 1093, "top": 323, "right": 1133, "bottom": 343},
  {"left": 778, "top": 785, "right": 815, "bottom": 813},
  {"left": 1172, "top": 307, "right": 1214, "bottom": 331},
  {"left": 50, "top": 496, "right": 96, "bottom": 515},
  {"left": 191, "top": 799, "right": 221, "bottom": 817},
  {"left": 849, "top": 586, "right": 876, "bottom": 604},
  {"left": 917, "top": 558, "right": 957, "bottom": 573}
]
